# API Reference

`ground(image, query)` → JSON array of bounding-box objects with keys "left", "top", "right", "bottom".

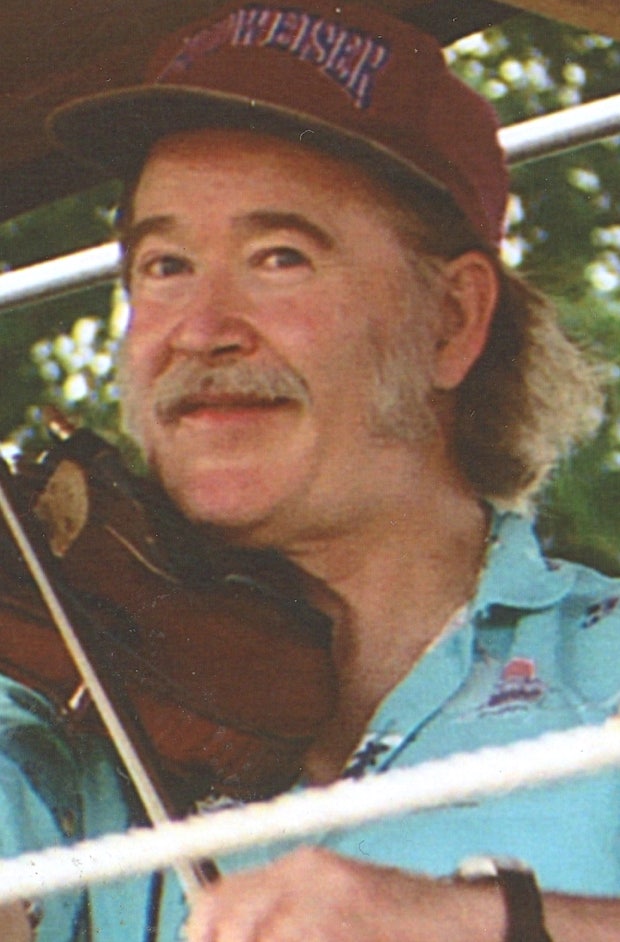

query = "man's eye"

[
  {"left": 256, "top": 247, "right": 310, "bottom": 271},
  {"left": 139, "top": 254, "right": 191, "bottom": 278}
]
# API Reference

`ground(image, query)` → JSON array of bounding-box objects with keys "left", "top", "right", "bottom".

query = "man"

[{"left": 2, "top": 1, "right": 620, "bottom": 939}]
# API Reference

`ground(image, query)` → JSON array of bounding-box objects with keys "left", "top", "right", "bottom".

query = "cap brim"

[{"left": 48, "top": 85, "right": 446, "bottom": 196}]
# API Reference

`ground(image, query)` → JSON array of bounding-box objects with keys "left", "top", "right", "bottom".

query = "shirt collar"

[{"left": 473, "top": 509, "right": 576, "bottom": 613}]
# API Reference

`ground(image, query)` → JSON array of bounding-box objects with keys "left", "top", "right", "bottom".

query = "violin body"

[{"left": 0, "top": 426, "right": 338, "bottom": 806}]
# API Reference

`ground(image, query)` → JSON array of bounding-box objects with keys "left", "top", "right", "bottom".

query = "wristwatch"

[{"left": 457, "top": 856, "right": 553, "bottom": 942}]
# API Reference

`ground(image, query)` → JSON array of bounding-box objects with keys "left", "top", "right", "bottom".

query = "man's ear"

[{"left": 432, "top": 251, "right": 499, "bottom": 391}]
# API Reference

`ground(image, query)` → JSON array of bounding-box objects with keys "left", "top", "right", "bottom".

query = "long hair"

[{"left": 385, "top": 181, "right": 604, "bottom": 506}]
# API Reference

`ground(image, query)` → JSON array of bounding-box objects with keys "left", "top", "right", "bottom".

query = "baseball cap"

[{"left": 48, "top": 1, "right": 508, "bottom": 246}]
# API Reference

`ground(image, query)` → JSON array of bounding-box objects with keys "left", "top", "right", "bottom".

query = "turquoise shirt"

[{"left": 1, "top": 512, "right": 619, "bottom": 939}]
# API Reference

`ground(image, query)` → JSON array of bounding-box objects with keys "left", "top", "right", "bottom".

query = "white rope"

[{"left": 0, "top": 719, "right": 618, "bottom": 906}]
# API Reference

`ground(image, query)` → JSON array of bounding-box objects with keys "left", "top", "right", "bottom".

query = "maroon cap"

[{"left": 48, "top": 1, "right": 508, "bottom": 246}]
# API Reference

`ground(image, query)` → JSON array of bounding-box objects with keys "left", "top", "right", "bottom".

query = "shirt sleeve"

[{"left": 0, "top": 677, "right": 85, "bottom": 941}]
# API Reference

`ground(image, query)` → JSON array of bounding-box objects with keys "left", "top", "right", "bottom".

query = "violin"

[{"left": 0, "top": 416, "right": 338, "bottom": 818}]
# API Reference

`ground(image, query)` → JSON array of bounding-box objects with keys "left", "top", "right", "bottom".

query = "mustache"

[{"left": 153, "top": 357, "right": 311, "bottom": 424}]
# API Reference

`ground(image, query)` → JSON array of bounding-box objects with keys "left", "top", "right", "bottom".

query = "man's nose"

[{"left": 168, "top": 274, "right": 260, "bottom": 362}]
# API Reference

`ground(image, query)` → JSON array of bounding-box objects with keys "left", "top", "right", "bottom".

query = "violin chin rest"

[{"left": 34, "top": 459, "right": 89, "bottom": 557}]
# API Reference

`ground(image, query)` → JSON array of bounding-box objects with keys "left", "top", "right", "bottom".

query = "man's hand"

[
  {"left": 186, "top": 846, "right": 504, "bottom": 942},
  {"left": 1, "top": 902, "right": 35, "bottom": 941}
]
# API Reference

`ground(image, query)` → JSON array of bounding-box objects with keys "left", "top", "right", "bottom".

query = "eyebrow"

[
  {"left": 120, "top": 216, "right": 177, "bottom": 286},
  {"left": 122, "top": 215, "right": 175, "bottom": 259},
  {"left": 124, "top": 210, "right": 334, "bottom": 250},
  {"left": 233, "top": 211, "right": 335, "bottom": 250}
]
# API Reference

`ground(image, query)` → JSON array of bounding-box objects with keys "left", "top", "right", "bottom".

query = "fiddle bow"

[{"left": 0, "top": 413, "right": 338, "bottom": 897}]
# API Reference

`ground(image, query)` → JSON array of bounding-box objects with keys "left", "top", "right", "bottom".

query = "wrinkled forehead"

[
  {"left": 124, "top": 126, "right": 416, "bottom": 230},
  {"left": 143, "top": 127, "right": 400, "bottom": 194}
]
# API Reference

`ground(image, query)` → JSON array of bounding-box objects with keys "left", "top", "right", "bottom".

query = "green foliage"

[
  {"left": 1, "top": 12, "right": 620, "bottom": 570},
  {"left": 448, "top": 14, "right": 620, "bottom": 573},
  {"left": 0, "top": 182, "right": 119, "bottom": 269},
  {"left": 449, "top": 15, "right": 620, "bottom": 305},
  {"left": 0, "top": 182, "right": 121, "bottom": 442}
]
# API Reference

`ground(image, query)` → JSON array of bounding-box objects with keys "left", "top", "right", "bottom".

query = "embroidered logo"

[
  {"left": 479, "top": 657, "right": 546, "bottom": 715},
  {"left": 158, "top": 5, "right": 392, "bottom": 110}
]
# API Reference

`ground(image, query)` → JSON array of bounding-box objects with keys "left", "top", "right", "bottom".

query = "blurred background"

[{"left": 0, "top": 10, "right": 618, "bottom": 571}]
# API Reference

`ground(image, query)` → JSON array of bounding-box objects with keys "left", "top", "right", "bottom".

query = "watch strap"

[
  {"left": 457, "top": 857, "right": 553, "bottom": 942},
  {"left": 494, "top": 865, "right": 553, "bottom": 942}
]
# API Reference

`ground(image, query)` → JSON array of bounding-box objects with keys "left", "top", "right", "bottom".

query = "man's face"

[{"left": 121, "top": 130, "right": 440, "bottom": 544}]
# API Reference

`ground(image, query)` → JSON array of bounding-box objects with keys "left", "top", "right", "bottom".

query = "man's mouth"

[{"left": 159, "top": 392, "right": 294, "bottom": 424}]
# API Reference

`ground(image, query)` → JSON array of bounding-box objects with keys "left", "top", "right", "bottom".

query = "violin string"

[
  {"left": 0, "top": 472, "right": 204, "bottom": 898},
  {"left": 0, "top": 719, "right": 618, "bottom": 905}
]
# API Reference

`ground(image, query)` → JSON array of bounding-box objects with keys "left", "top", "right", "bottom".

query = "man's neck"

[{"left": 290, "top": 484, "right": 491, "bottom": 783}]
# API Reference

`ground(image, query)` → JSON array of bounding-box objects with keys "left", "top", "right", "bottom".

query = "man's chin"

[{"left": 158, "top": 470, "right": 282, "bottom": 534}]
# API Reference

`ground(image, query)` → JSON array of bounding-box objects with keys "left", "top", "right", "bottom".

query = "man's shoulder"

[
  {"left": 550, "top": 557, "right": 620, "bottom": 704},
  {"left": 481, "top": 510, "right": 620, "bottom": 611},
  {"left": 554, "top": 554, "right": 620, "bottom": 615},
  {"left": 483, "top": 511, "right": 620, "bottom": 704}
]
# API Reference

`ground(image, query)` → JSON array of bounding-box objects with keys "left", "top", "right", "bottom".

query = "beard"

[{"left": 366, "top": 306, "right": 441, "bottom": 446}]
